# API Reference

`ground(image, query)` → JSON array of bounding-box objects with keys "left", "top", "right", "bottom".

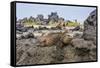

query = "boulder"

[
  {"left": 16, "top": 34, "right": 22, "bottom": 40},
  {"left": 83, "top": 10, "right": 97, "bottom": 42},
  {"left": 22, "top": 32, "right": 34, "bottom": 39},
  {"left": 71, "top": 38, "right": 96, "bottom": 50},
  {"left": 73, "top": 32, "right": 83, "bottom": 38},
  {"left": 72, "top": 26, "right": 80, "bottom": 31}
]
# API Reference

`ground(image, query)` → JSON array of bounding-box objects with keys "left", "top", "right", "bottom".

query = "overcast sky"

[{"left": 16, "top": 3, "right": 96, "bottom": 23}]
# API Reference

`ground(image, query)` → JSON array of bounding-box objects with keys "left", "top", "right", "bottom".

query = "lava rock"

[
  {"left": 71, "top": 38, "right": 96, "bottom": 50},
  {"left": 83, "top": 10, "right": 97, "bottom": 41}
]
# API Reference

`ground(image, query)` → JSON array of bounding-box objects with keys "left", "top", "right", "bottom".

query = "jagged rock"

[
  {"left": 63, "top": 45, "right": 76, "bottom": 62},
  {"left": 16, "top": 34, "right": 22, "bottom": 40},
  {"left": 22, "top": 32, "right": 34, "bottom": 39},
  {"left": 73, "top": 32, "right": 83, "bottom": 38},
  {"left": 72, "top": 26, "right": 80, "bottom": 31},
  {"left": 38, "top": 26, "right": 48, "bottom": 30},
  {"left": 48, "top": 12, "right": 59, "bottom": 22},
  {"left": 29, "top": 16, "right": 35, "bottom": 22},
  {"left": 16, "top": 32, "right": 34, "bottom": 39},
  {"left": 16, "top": 45, "right": 64, "bottom": 65},
  {"left": 16, "top": 24, "right": 27, "bottom": 32},
  {"left": 83, "top": 10, "right": 97, "bottom": 42},
  {"left": 63, "top": 44, "right": 96, "bottom": 62},
  {"left": 36, "top": 14, "right": 44, "bottom": 21},
  {"left": 50, "top": 27, "right": 58, "bottom": 30},
  {"left": 16, "top": 39, "right": 36, "bottom": 63},
  {"left": 71, "top": 38, "right": 96, "bottom": 50}
]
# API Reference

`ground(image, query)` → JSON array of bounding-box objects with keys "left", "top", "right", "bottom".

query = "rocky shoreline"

[{"left": 16, "top": 10, "right": 97, "bottom": 65}]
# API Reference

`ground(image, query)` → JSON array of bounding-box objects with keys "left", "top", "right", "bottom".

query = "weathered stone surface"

[
  {"left": 16, "top": 43, "right": 65, "bottom": 65},
  {"left": 72, "top": 26, "right": 80, "bottom": 31},
  {"left": 71, "top": 38, "right": 96, "bottom": 50},
  {"left": 73, "top": 32, "right": 83, "bottom": 38},
  {"left": 16, "top": 32, "right": 34, "bottom": 39},
  {"left": 70, "top": 37, "right": 96, "bottom": 61},
  {"left": 83, "top": 10, "right": 97, "bottom": 42}
]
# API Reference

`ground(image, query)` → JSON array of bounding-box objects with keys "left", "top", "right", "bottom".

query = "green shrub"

[{"left": 65, "top": 21, "right": 80, "bottom": 27}]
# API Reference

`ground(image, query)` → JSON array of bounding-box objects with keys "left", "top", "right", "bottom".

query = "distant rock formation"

[
  {"left": 48, "top": 12, "right": 59, "bottom": 22},
  {"left": 17, "top": 12, "right": 65, "bottom": 25}
]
